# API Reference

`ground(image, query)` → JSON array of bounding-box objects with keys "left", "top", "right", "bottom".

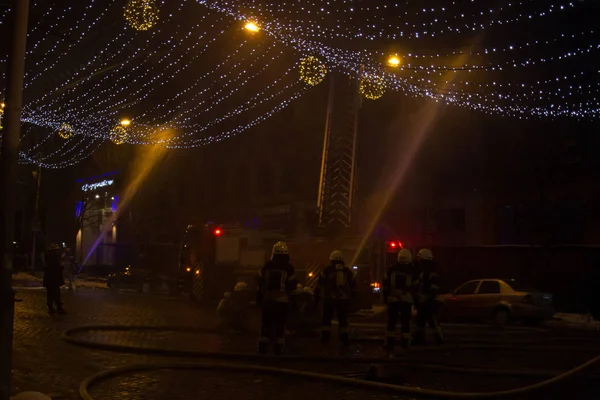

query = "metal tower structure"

[{"left": 317, "top": 71, "right": 362, "bottom": 230}]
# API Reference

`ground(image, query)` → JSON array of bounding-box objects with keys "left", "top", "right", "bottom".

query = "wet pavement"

[{"left": 10, "top": 289, "right": 600, "bottom": 399}]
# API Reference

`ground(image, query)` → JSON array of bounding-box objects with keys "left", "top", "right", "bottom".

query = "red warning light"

[
  {"left": 214, "top": 228, "right": 222, "bottom": 236},
  {"left": 386, "top": 241, "right": 403, "bottom": 251}
]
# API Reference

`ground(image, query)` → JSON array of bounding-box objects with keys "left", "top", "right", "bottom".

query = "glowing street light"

[
  {"left": 120, "top": 118, "right": 132, "bottom": 126},
  {"left": 244, "top": 21, "right": 260, "bottom": 33},
  {"left": 387, "top": 55, "right": 401, "bottom": 67}
]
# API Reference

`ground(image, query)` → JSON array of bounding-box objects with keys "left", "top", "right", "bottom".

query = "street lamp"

[
  {"left": 244, "top": 21, "right": 260, "bottom": 33},
  {"left": 387, "top": 55, "right": 401, "bottom": 67},
  {"left": 0, "top": 101, "right": 5, "bottom": 130},
  {"left": 120, "top": 118, "right": 132, "bottom": 127}
]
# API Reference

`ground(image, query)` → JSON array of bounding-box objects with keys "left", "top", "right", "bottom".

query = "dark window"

[
  {"left": 178, "top": 182, "right": 186, "bottom": 206},
  {"left": 280, "top": 164, "right": 296, "bottom": 194},
  {"left": 436, "top": 208, "right": 466, "bottom": 234},
  {"left": 455, "top": 281, "right": 479, "bottom": 295},
  {"left": 236, "top": 165, "right": 248, "bottom": 198},
  {"left": 478, "top": 281, "right": 500, "bottom": 294}
]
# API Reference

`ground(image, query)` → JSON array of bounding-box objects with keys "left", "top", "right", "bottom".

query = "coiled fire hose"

[{"left": 62, "top": 325, "right": 600, "bottom": 400}]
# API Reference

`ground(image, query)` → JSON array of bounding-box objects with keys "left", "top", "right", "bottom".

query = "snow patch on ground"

[
  {"left": 70, "top": 278, "right": 108, "bottom": 289},
  {"left": 11, "top": 392, "right": 52, "bottom": 400},
  {"left": 12, "top": 273, "right": 42, "bottom": 282},
  {"left": 549, "top": 312, "right": 600, "bottom": 330}
]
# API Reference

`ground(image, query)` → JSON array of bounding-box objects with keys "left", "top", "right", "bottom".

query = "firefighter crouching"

[
  {"left": 315, "top": 250, "right": 355, "bottom": 345},
  {"left": 382, "top": 249, "right": 416, "bottom": 352},
  {"left": 217, "top": 282, "right": 253, "bottom": 332},
  {"left": 414, "top": 248, "right": 444, "bottom": 345},
  {"left": 256, "top": 241, "right": 298, "bottom": 355}
]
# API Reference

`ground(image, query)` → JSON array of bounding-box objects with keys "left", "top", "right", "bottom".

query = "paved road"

[{"left": 10, "top": 289, "right": 600, "bottom": 399}]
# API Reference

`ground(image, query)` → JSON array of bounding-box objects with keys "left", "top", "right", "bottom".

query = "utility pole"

[
  {"left": 0, "top": 0, "right": 31, "bottom": 399},
  {"left": 30, "top": 165, "right": 41, "bottom": 274}
]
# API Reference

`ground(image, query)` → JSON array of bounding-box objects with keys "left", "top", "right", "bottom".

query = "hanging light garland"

[
  {"left": 124, "top": 0, "right": 160, "bottom": 31},
  {"left": 56, "top": 123, "right": 74, "bottom": 139},
  {"left": 360, "top": 74, "right": 386, "bottom": 100},
  {"left": 3, "top": 0, "right": 599, "bottom": 170},
  {"left": 299, "top": 56, "right": 327, "bottom": 86}
]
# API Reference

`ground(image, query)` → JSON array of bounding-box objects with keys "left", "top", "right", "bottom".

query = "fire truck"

[{"left": 178, "top": 222, "right": 405, "bottom": 310}]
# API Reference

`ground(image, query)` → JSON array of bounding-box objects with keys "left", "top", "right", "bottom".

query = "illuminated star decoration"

[
  {"left": 299, "top": 56, "right": 327, "bottom": 86},
  {"left": 124, "top": 0, "right": 160, "bottom": 31},
  {"left": 57, "top": 123, "right": 74, "bottom": 139},
  {"left": 360, "top": 74, "right": 386, "bottom": 100},
  {"left": 110, "top": 124, "right": 129, "bottom": 145}
]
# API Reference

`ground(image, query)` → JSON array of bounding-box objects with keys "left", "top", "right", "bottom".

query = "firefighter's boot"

[
  {"left": 434, "top": 329, "right": 444, "bottom": 345},
  {"left": 384, "top": 336, "right": 395, "bottom": 354},
  {"left": 274, "top": 340, "right": 284, "bottom": 355},
  {"left": 258, "top": 341, "right": 269, "bottom": 355},
  {"left": 400, "top": 337, "right": 411, "bottom": 350},
  {"left": 320, "top": 329, "right": 331, "bottom": 343},
  {"left": 340, "top": 332, "right": 350, "bottom": 346},
  {"left": 412, "top": 330, "right": 426, "bottom": 346}
]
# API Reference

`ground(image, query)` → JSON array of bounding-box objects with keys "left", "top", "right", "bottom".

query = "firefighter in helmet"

[
  {"left": 414, "top": 248, "right": 444, "bottom": 345},
  {"left": 256, "top": 241, "right": 298, "bottom": 354},
  {"left": 315, "top": 250, "right": 355, "bottom": 345},
  {"left": 382, "top": 248, "right": 416, "bottom": 352}
]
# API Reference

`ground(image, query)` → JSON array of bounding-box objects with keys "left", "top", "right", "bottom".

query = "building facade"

[{"left": 75, "top": 171, "right": 120, "bottom": 266}]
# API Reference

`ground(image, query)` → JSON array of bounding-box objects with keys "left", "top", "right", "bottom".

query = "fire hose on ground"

[{"left": 61, "top": 325, "right": 600, "bottom": 400}]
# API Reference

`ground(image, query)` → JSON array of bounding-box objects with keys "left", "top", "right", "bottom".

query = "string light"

[
  {"left": 2, "top": 0, "right": 598, "bottom": 169},
  {"left": 24, "top": 0, "right": 119, "bottom": 89},
  {"left": 299, "top": 56, "right": 327, "bottom": 86},
  {"left": 360, "top": 74, "right": 386, "bottom": 100},
  {"left": 124, "top": 0, "right": 160, "bottom": 31},
  {"left": 199, "top": 0, "right": 584, "bottom": 40}
]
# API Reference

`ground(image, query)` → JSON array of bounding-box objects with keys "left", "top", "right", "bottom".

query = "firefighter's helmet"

[
  {"left": 417, "top": 248, "right": 434, "bottom": 261},
  {"left": 397, "top": 249, "right": 412, "bottom": 264},
  {"left": 272, "top": 241, "right": 289, "bottom": 256},
  {"left": 329, "top": 250, "right": 344, "bottom": 262}
]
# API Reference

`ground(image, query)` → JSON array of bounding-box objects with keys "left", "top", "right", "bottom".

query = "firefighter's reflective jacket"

[
  {"left": 382, "top": 263, "right": 417, "bottom": 304},
  {"left": 257, "top": 260, "right": 298, "bottom": 303},
  {"left": 315, "top": 263, "right": 356, "bottom": 301},
  {"left": 417, "top": 264, "right": 441, "bottom": 303}
]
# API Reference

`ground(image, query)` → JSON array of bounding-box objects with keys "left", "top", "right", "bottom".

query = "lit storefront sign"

[{"left": 82, "top": 179, "right": 114, "bottom": 192}]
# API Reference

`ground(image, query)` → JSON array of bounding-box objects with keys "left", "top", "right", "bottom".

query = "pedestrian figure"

[
  {"left": 43, "top": 243, "right": 66, "bottom": 315},
  {"left": 61, "top": 247, "right": 76, "bottom": 291}
]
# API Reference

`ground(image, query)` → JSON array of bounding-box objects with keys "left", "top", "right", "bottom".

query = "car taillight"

[{"left": 521, "top": 295, "right": 533, "bottom": 304}]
